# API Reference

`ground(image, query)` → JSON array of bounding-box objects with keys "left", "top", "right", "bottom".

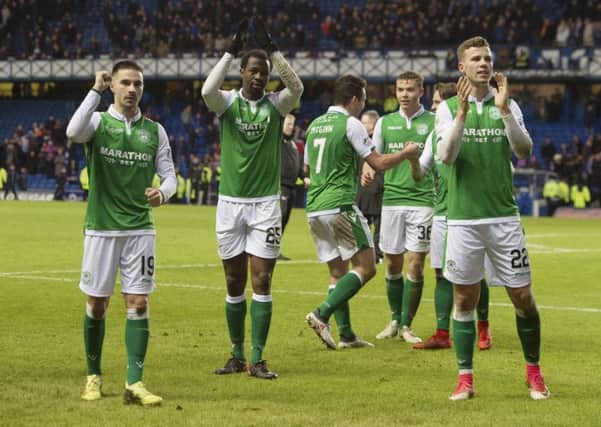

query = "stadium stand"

[{"left": 0, "top": 0, "right": 600, "bottom": 210}]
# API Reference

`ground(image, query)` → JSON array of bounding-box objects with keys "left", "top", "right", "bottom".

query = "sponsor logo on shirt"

[
  {"left": 462, "top": 128, "right": 507, "bottom": 144},
  {"left": 387, "top": 126, "right": 403, "bottom": 130},
  {"left": 235, "top": 116, "right": 269, "bottom": 140},
  {"left": 387, "top": 141, "right": 425, "bottom": 151},
  {"left": 99, "top": 146, "right": 153, "bottom": 167}
]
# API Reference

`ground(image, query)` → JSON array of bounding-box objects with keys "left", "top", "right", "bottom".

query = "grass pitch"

[{"left": 1, "top": 201, "right": 600, "bottom": 426}]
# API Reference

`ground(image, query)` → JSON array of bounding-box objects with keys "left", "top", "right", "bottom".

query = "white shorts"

[
  {"left": 443, "top": 220, "right": 532, "bottom": 288},
  {"left": 380, "top": 206, "right": 433, "bottom": 255},
  {"left": 431, "top": 217, "right": 503, "bottom": 286},
  {"left": 79, "top": 235, "right": 156, "bottom": 297},
  {"left": 216, "top": 198, "right": 281, "bottom": 260},
  {"left": 429, "top": 216, "right": 447, "bottom": 269},
  {"left": 484, "top": 255, "right": 504, "bottom": 287},
  {"left": 308, "top": 206, "right": 373, "bottom": 263}
]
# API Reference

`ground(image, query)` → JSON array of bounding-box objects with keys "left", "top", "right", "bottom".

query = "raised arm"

[
  {"left": 436, "top": 76, "right": 470, "bottom": 164},
  {"left": 494, "top": 73, "right": 532, "bottom": 159},
  {"left": 255, "top": 18, "right": 303, "bottom": 115},
  {"left": 66, "top": 71, "right": 110, "bottom": 143},
  {"left": 200, "top": 53, "right": 236, "bottom": 116},
  {"left": 201, "top": 19, "right": 248, "bottom": 115}
]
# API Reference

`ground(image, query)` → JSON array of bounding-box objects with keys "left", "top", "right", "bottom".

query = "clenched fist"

[{"left": 93, "top": 70, "right": 111, "bottom": 93}]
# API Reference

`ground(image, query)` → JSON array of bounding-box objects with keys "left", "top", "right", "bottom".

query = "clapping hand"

[
  {"left": 254, "top": 17, "right": 278, "bottom": 55},
  {"left": 226, "top": 19, "right": 249, "bottom": 56},
  {"left": 456, "top": 75, "right": 471, "bottom": 117},
  {"left": 493, "top": 72, "right": 510, "bottom": 115}
]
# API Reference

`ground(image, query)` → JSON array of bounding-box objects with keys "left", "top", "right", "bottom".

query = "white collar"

[
  {"left": 398, "top": 105, "right": 425, "bottom": 120},
  {"left": 108, "top": 104, "right": 142, "bottom": 122},
  {"left": 238, "top": 88, "right": 265, "bottom": 103},
  {"left": 468, "top": 89, "right": 495, "bottom": 103},
  {"left": 328, "top": 105, "right": 350, "bottom": 116}
]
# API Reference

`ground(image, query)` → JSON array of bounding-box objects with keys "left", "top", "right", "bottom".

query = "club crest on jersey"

[
  {"left": 416, "top": 123, "right": 429, "bottom": 135},
  {"left": 136, "top": 129, "right": 151, "bottom": 144},
  {"left": 489, "top": 107, "right": 502, "bottom": 120}
]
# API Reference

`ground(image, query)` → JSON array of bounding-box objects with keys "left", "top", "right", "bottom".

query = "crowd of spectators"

[
  {"left": 2, "top": 100, "right": 600, "bottom": 206},
  {"left": 0, "top": 115, "right": 84, "bottom": 194},
  {"left": 0, "top": 0, "right": 600, "bottom": 60}
]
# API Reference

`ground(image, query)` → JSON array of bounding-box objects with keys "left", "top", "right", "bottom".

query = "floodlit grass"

[{"left": 1, "top": 201, "right": 600, "bottom": 426}]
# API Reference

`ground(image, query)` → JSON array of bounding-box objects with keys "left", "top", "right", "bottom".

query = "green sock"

[
  {"left": 452, "top": 317, "right": 475, "bottom": 370},
  {"left": 434, "top": 276, "right": 453, "bottom": 331},
  {"left": 125, "top": 317, "right": 149, "bottom": 385},
  {"left": 225, "top": 298, "right": 246, "bottom": 360},
  {"left": 83, "top": 314, "right": 105, "bottom": 375},
  {"left": 477, "top": 278, "right": 489, "bottom": 321},
  {"left": 329, "top": 286, "right": 354, "bottom": 339},
  {"left": 400, "top": 277, "right": 424, "bottom": 327},
  {"left": 516, "top": 310, "right": 541, "bottom": 364},
  {"left": 386, "top": 274, "right": 404, "bottom": 323},
  {"left": 319, "top": 272, "right": 363, "bottom": 320},
  {"left": 250, "top": 296, "right": 272, "bottom": 364}
]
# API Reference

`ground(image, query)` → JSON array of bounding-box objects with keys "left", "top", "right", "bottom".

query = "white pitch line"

[
  {"left": 2, "top": 274, "right": 601, "bottom": 314},
  {"left": 2, "top": 244, "right": 600, "bottom": 278},
  {"left": 528, "top": 233, "right": 601, "bottom": 238},
  {"left": 0, "top": 259, "right": 320, "bottom": 277}
]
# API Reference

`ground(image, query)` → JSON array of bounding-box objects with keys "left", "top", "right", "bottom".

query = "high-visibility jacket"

[
  {"left": 558, "top": 181, "right": 570, "bottom": 203},
  {"left": 200, "top": 166, "right": 212, "bottom": 184},
  {"left": 571, "top": 185, "right": 591, "bottom": 208},
  {"left": 176, "top": 174, "right": 186, "bottom": 199},
  {"left": 79, "top": 167, "right": 89, "bottom": 191},
  {"left": 542, "top": 179, "right": 558, "bottom": 198}
]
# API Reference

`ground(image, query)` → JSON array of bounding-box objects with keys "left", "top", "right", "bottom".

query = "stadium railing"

[{"left": 0, "top": 47, "right": 600, "bottom": 81}]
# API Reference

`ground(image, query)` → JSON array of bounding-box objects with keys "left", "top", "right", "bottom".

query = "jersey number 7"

[{"left": 313, "top": 137, "right": 327, "bottom": 174}]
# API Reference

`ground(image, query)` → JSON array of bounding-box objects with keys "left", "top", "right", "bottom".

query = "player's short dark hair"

[
  {"left": 333, "top": 75, "right": 366, "bottom": 106},
  {"left": 396, "top": 71, "right": 423, "bottom": 87},
  {"left": 434, "top": 82, "right": 457, "bottom": 100},
  {"left": 457, "top": 36, "right": 490, "bottom": 60},
  {"left": 111, "top": 60, "right": 143, "bottom": 75},
  {"left": 361, "top": 110, "right": 379, "bottom": 122},
  {"left": 240, "top": 49, "right": 272, "bottom": 71}
]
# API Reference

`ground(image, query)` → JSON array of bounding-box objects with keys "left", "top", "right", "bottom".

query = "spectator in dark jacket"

[{"left": 279, "top": 113, "right": 305, "bottom": 260}]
